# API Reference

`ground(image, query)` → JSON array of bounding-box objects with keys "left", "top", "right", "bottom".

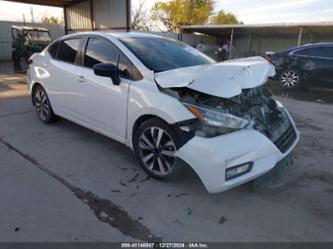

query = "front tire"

[
  {"left": 33, "top": 85, "right": 58, "bottom": 123},
  {"left": 133, "top": 118, "right": 184, "bottom": 180},
  {"left": 279, "top": 69, "right": 302, "bottom": 89}
]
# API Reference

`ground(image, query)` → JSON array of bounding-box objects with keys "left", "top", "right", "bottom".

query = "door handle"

[{"left": 77, "top": 75, "right": 87, "bottom": 83}]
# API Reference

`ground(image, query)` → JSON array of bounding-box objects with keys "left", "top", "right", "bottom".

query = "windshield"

[
  {"left": 118, "top": 36, "right": 215, "bottom": 73},
  {"left": 27, "top": 31, "right": 51, "bottom": 42}
]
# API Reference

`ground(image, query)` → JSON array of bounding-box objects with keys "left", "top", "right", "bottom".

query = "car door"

[
  {"left": 292, "top": 47, "right": 323, "bottom": 82},
  {"left": 292, "top": 46, "right": 333, "bottom": 86},
  {"left": 313, "top": 46, "right": 333, "bottom": 86},
  {"left": 73, "top": 36, "right": 132, "bottom": 141},
  {"left": 46, "top": 37, "right": 83, "bottom": 116}
]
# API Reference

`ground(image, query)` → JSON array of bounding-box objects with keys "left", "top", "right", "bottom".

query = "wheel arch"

[
  {"left": 131, "top": 114, "right": 169, "bottom": 147},
  {"left": 31, "top": 82, "right": 43, "bottom": 106},
  {"left": 283, "top": 67, "right": 303, "bottom": 77},
  {"left": 129, "top": 112, "right": 195, "bottom": 151}
]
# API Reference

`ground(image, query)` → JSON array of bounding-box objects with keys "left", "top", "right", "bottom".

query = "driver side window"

[
  {"left": 84, "top": 37, "right": 142, "bottom": 81},
  {"left": 84, "top": 37, "right": 118, "bottom": 68}
]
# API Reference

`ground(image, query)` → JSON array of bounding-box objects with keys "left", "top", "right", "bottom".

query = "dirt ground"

[{"left": 0, "top": 72, "right": 332, "bottom": 242}]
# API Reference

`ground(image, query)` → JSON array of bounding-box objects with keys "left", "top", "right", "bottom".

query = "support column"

[
  {"left": 297, "top": 26, "right": 303, "bottom": 46},
  {"left": 126, "top": 0, "right": 130, "bottom": 32},
  {"left": 229, "top": 28, "right": 234, "bottom": 59},
  {"left": 247, "top": 31, "right": 252, "bottom": 56},
  {"left": 178, "top": 27, "right": 183, "bottom": 41},
  {"left": 63, "top": 6, "right": 68, "bottom": 35},
  {"left": 89, "top": 0, "right": 94, "bottom": 31},
  {"left": 310, "top": 33, "right": 314, "bottom": 43}
]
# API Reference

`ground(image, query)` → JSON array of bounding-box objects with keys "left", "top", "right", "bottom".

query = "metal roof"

[
  {"left": 4, "top": 0, "right": 84, "bottom": 7},
  {"left": 181, "top": 22, "right": 333, "bottom": 36}
]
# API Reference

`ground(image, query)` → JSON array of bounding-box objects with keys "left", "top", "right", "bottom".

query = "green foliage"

[
  {"left": 209, "top": 10, "right": 240, "bottom": 24},
  {"left": 41, "top": 16, "right": 64, "bottom": 25},
  {"left": 152, "top": 0, "right": 214, "bottom": 32}
]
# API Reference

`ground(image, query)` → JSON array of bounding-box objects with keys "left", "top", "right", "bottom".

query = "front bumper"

[{"left": 176, "top": 110, "right": 299, "bottom": 193}]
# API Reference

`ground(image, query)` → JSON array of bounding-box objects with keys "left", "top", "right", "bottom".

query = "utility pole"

[
  {"left": 30, "top": 7, "right": 34, "bottom": 24},
  {"left": 22, "top": 13, "right": 26, "bottom": 26}
]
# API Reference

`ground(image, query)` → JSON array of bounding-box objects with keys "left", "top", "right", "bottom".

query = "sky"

[
  {"left": 0, "top": 0, "right": 332, "bottom": 24},
  {"left": 0, "top": 1, "right": 62, "bottom": 23},
  {"left": 214, "top": 0, "right": 333, "bottom": 24}
]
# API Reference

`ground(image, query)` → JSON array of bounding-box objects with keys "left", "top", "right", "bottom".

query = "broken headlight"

[{"left": 182, "top": 102, "right": 250, "bottom": 137}]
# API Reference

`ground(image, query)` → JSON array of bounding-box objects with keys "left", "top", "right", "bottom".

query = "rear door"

[
  {"left": 46, "top": 37, "right": 83, "bottom": 116},
  {"left": 313, "top": 46, "right": 333, "bottom": 86},
  {"left": 292, "top": 46, "right": 333, "bottom": 87},
  {"left": 73, "top": 36, "right": 133, "bottom": 141}
]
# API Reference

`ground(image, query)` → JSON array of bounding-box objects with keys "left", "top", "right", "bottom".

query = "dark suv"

[{"left": 265, "top": 43, "right": 333, "bottom": 89}]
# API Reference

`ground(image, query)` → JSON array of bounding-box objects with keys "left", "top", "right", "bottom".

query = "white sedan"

[{"left": 27, "top": 32, "right": 299, "bottom": 193}]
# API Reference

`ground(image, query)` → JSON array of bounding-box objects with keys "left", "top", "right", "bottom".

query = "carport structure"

[
  {"left": 181, "top": 23, "right": 333, "bottom": 58},
  {"left": 5, "top": 0, "right": 131, "bottom": 33}
]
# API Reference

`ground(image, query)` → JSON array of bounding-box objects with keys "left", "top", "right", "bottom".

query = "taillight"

[
  {"left": 27, "top": 57, "right": 33, "bottom": 65},
  {"left": 264, "top": 55, "right": 272, "bottom": 63}
]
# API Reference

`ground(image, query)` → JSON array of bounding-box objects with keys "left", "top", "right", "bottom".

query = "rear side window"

[
  {"left": 294, "top": 46, "right": 333, "bottom": 58},
  {"left": 84, "top": 37, "right": 118, "bottom": 68},
  {"left": 294, "top": 48, "right": 316, "bottom": 56},
  {"left": 48, "top": 42, "right": 59, "bottom": 58},
  {"left": 57, "top": 38, "right": 81, "bottom": 64},
  {"left": 317, "top": 46, "right": 333, "bottom": 58}
]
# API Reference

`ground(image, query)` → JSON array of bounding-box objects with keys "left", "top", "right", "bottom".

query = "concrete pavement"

[{"left": 0, "top": 74, "right": 332, "bottom": 242}]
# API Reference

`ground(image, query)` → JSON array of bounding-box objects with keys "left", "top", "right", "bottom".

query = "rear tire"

[
  {"left": 279, "top": 69, "right": 302, "bottom": 89},
  {"left": 133, "top": 118, "right": 184, "bottom": 180},
  {"left": 32, "top": 85, "right": 58, "bottom": 123}
]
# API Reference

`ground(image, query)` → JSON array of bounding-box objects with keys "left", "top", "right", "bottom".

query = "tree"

[
  {"left": 151, "top": 0, "right": 214, "bottom": 32},
  {"left": 209, "top": 10, "right": 240, "bottom": 24},
  {"left": 131, "top": 0, "right": 151, "bottom": 31},
  {"left": 41, "top": 16, "right": 64, "bottom": 25}
]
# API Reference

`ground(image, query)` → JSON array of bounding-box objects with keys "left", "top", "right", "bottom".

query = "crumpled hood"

[{"left": 155, "top": 56, "right": 276, "bottom": 98}]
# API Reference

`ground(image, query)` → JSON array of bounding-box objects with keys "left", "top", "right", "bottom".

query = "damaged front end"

[{"left": 162, "top": 85, "right": 297, "bottom": 154}]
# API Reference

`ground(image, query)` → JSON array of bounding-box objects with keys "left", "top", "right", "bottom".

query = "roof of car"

[
  {"left": 276, "top": 42, "right": 333, "bottom": 53},
  {"left": 106, "top": 32, "right": 162, "bottom": 38},
  {"left": 296, "top": 42, "right": 333, "bottom": 49},
  {"left": 11, "top": 25, "right": 49, "bottom": 32},
  {"left": 63, "top": 31, "right": 164, "bottom": 40}
]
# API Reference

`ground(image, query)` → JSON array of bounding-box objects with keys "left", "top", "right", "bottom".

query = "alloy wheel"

[
  {"left": 280, "top": 71, "right": 300, "bottom": 88},
  {"left": 34, "top": 88, "right": 50, "bottom": 121},
  {"left": 138, "top": 127, "right": 177, "bottom": 176}
]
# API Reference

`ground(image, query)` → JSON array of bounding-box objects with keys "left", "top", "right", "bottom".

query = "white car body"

[{"left": 27, "top": 32, "right": 299, "bottom": 193}]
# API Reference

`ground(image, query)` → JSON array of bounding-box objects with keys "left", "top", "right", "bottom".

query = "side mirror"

[{"left": 93, "top": 63, "right": 121, "bottom": 85}]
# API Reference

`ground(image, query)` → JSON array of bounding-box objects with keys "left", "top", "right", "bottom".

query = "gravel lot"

[{"left": 0, "top": 73, "right": 332, "bottom": 242}]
